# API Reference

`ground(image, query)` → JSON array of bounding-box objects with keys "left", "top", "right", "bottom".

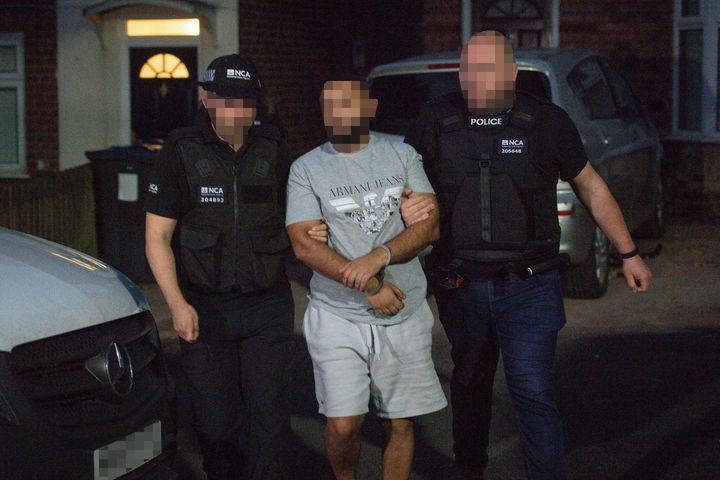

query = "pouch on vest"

[
  {"left": 248, "top": 225, "right": 290, "bottom": 290},
  {"left": 179, "top": 225, "right": 223, "bottom": 290}
]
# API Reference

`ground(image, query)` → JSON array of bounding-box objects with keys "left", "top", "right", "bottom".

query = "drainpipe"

[
  {"left": 550, "top": 0, "right": 560, "bottom": 47},
  {"left": 461, "top": 0, "right": 472, "bottom": 46}
]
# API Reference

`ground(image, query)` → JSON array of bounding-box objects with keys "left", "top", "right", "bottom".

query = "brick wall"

[
  {"left": 237, "top": 1, "right": 423, "bottom": 159},
  {"left": 422, "top": 0, "right": 461, "bottom": 53},
  {"left": 560, "top": 0, "right": 674, "bottom": 136},
  {"left": 237, "top": 1, "right": 352, "bottom": 158},
  {"left": 0, "top": 1, "right": 59, "bottom": 173},
  {"left": 345, "top": 1, "right": 424, "bottom": 74}
]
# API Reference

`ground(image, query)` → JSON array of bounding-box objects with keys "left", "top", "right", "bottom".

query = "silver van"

[
  {"left": 0, "top": 227, "right": 176, "bottom": 479},
  {"left": 368, "top": 48, "right": 664, "bottom": 298}
]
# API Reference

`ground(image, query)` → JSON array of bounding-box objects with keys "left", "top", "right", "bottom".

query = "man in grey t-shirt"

[{"left": 286, "top": 80, "right": 446, "bottom": 480}]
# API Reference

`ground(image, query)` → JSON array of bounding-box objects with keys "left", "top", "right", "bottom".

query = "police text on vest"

[{"left": 469, "top": 117, "right": 503, "bottom": 127}]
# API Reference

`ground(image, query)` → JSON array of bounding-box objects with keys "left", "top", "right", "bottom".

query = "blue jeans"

[{"left": 436, "top": 269, "right": 566, "bottom": 480}]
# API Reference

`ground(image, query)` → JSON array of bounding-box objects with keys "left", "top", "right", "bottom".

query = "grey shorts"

[{"left": 302, "top": 300, "right": 447, "bottom": 419}]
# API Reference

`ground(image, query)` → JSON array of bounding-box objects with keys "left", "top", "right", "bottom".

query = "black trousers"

[{"left": 179, "top": 289, "right": 294, "bottom": 480}]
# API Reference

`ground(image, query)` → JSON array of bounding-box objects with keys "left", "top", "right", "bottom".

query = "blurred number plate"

[{"left": 94, "top": 420, "right": 162, "bottom": 480}]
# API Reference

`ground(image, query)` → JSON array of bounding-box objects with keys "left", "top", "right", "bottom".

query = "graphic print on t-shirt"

[{"left": 328, "top": 176, "right": 404, "bottom": 235}]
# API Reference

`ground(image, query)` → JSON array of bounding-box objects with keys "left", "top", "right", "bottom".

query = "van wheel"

[
  {"left": 562, "top": 227, "right": 609, "bottom": 299},
  {"left": 636, "top": 179, "right": 665, "bottom": 239}
]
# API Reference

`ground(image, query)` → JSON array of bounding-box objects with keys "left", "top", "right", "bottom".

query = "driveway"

[{"left": 142, "top": 215, "right": 720, "bottom": 479}]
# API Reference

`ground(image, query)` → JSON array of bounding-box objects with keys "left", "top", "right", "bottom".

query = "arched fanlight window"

[
  {"left": 139, "top": 53, "right": 189, "bottom": 79},
  {"left": 485, "top": 0, "right": 541, "bottom": 18}
]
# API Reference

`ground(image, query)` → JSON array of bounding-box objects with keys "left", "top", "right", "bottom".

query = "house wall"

[
  {"left": 664, "top": 141, "right": 720, "bottom": 216},
  {"left": 422, "top": 0, "right": 462, "bottom": 53},
  {"left": 235, "top": 0, "right": 423, "bottom": 158},
  {"left": 559, "top": 0, "right": 674, "bottom": 136},
  {"left": 235, "top": 1, "right": 351, "bottom": 157},
  {"left": 0, "top": 1, "right": 59, "bottom": 173},
  {"left": 56, "top": 0, "right": 239, "bottom": 171}
]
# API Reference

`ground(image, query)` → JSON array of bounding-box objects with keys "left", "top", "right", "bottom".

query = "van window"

[
  {"left": 601, "top": 60, "right": 642, "bottom": 118},
  {"left": 369, "top": 72, "right": 460, "bottom": 135},
  {"left": 567, "top": 58, "right": 618, "bottom": 119},
  {"left": 369, "top": 70, "right": 552, "bottom": 135}
]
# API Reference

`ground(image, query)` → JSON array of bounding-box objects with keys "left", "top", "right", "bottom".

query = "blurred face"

[
  {"left": 460, "top": 32, "right": 518, "bottom": 113},
  {"left": 200, "top": 89, "right": 257, "bottom": 144},
  {"left": 321, "top": 80, "right": 377, "bottom": 145}
]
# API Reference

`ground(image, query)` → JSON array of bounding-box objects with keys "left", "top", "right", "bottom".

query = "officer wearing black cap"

[
  {"left": 402, "top": 32, "right": 652, "bottom": 479},
  {"left": 144, "top": 54, "right": 325, "bottom": 480}
]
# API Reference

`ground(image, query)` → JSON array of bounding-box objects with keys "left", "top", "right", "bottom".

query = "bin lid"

[{"left": 85, "top": 145, "right": 159, "bottom": 164}]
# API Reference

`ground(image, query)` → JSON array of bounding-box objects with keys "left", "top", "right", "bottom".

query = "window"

[
  {"left": 369, "top": 72, "right": 461, "bottom": 135},
  {"left": 126, "top": 19, "right": 200, "bottom": 37},
  {"left": 486, "top": 0, "right": 541, "bottom": 19},
  {"left": 602, "top": 61, "right": 642, "bottom": 118},
  {"left": 678, "top": 29, "right": 703, "bottom": 130},
  {"left": 681, "top": 0, "right": 701, "bottom": 17},
  {"left": 516, "top": 70, "right": 551, "bottom": 100},
  {"left": 673, "top": 0, "right": 720, "bottom": 138},
  {"left": 567, "top": 58, "right": 618, "bottom": 120},
  {"left": 0, "top": 33, "right": 25, "bottom": 174},
  {"left": 138, "top": 53, "right": 189, "bottom": 79},
  {"left": 368, "top": 69, "right": 551, "bottom": 136}
]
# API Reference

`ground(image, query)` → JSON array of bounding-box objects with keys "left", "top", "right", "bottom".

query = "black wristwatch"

[{"left": 620, "top": 247, "right": 639, "bottom": 260}]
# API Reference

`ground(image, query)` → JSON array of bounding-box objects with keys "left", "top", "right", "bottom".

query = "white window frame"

[
  {"left": 672, "top": 0, "right": 720, "bottom": 142},
  {"left": 0, "top": 32, "right": 27, "bottom": 177}
]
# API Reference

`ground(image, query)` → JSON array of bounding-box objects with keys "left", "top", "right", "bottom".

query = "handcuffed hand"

[
  {"left": 367, "top": 281, "right": 406, "bottom": 316},
  {"left": 339, "top": 248, "right": 387, "bottom": 291}
]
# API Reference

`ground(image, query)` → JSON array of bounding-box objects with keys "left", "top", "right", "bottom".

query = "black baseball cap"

[{"left": 198, "top": 54, "right": 262, "bottom": 98}]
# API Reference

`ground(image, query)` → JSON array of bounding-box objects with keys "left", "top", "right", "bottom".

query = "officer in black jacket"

[
  {"left": 144, "top": 54, "right": 325, "bottom": 480},
  {"left": 403, "top": 32, "right": 652, "bottom": 479}
]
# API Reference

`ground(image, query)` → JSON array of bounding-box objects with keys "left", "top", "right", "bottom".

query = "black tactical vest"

[
  {"left": 171, "top": 124, "right": 290, "bottom": 293},
  {"left": 432, "top": 92, "right": 560, "bottom": 265}
]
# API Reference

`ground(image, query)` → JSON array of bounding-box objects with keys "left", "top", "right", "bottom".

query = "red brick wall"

[
  {"left": 560, "top": 0, "right": 674, "bottom": 135},
  {"left": 237, "top": 1, "right": 354, "bottom": 158},
  {"left": 345, "top": 1, "right": 424, "bottom": 74},
  {"left": 0, "top": 1, "right": 58, "bottom": 173},
  {"left": 237, "top": 1, "right": 423, "bottom": 159},
  {"left": 422, "top": 0, "right": 461, "bottom": 53}
]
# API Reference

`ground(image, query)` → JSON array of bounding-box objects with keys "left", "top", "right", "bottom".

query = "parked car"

[
  {"left": 367, "top": 48, "right": 665, "bottom": 298},
  {"left": 0, "top": 227, "right": 176, "bottom": 479}
]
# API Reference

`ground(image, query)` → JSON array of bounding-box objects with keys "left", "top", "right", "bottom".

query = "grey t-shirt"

[{"left": 286, "top": 136, "right": 434, "bottom": 325}]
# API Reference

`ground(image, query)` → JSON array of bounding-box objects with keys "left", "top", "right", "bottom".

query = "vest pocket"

[
  {"left": 179, "top": 226, "right": 222, "bottom": 290},
  {"left": 250, "top": 226, "right": 290, "bottom": 290}
]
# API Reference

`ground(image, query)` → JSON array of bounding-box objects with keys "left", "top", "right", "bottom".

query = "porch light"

[{"left": 126, "top": 18, "right": 200, "bottom": 37}]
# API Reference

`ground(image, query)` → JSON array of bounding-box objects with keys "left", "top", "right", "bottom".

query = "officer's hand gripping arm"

[
  {"left": 384, "top": 194, "right": 440, "bottom": 263},
  {"left": 400, "top": 187, "right": 436, "bottom": 226}
]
